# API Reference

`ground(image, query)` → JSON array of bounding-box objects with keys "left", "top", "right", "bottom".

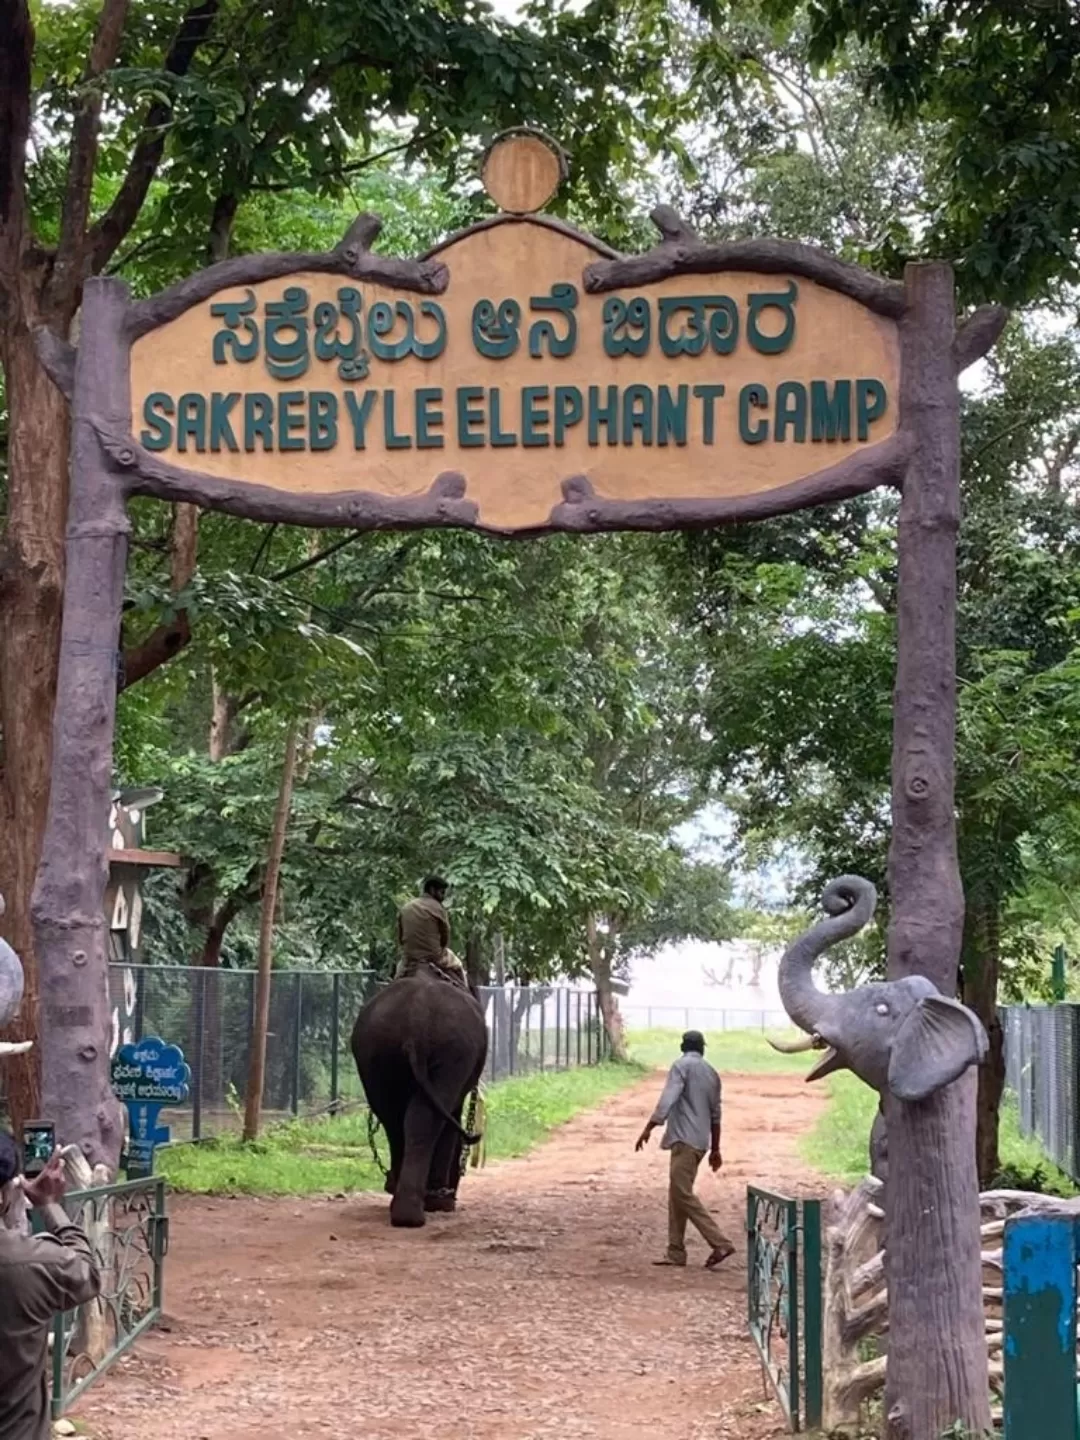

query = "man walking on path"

[{"left": 636, "top": 1030, "right": 736, "bottom": 1269}]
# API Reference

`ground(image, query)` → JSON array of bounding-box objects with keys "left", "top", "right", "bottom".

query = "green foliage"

[
  {"left": 759, "top": 0, "right": 1080, "bottom": 302},
  {"left": 802, "top": 1074, "right": 1078, "bottom": 1195},
  {"left": 157, "top": 1060, "right": 645, "bottom": 1195}
]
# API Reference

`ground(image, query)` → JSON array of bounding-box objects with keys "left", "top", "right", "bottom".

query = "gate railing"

[
  {"left": 42, "top": 1175, "right": 168, "bottom": 1418},
  {"left": 746, "top": 1186, "right": 822, "bottom": 1432}
]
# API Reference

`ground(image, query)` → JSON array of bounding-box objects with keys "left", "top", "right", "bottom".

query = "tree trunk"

[
  {"left": 243, "top": 722, "right": 299, "bottom": 1142},
  {"left": 0, "top": 320, "right": 72, "bottom": 1129},
  {"left": 586, "top": 913, "right": 628, "bottom": 1061},
  {"left": 31, "top": 279, "right": 128, "bottom": 1171},
  {"left": 960, "top": 893, "right": 1004, "bottom": 1187},
  {"left": 883, "top": 262, "right": 989, "bottom": 1440},
  {"left": 490, "top": 931, "right": 512, "bottom": 1076}
]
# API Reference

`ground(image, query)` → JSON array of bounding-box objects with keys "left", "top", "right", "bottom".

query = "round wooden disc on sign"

[{"left": 481, "top": 131, "right": 566, "bottom": 214}]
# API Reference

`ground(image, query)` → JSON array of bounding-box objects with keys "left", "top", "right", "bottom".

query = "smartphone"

[{"left": 21, "top": 1121, "right": 55, "bottom": 1178}]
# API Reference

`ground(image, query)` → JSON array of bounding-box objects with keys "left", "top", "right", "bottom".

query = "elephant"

[
  {"left": 770, "top": 875, "right": 987, "bottom": 1103},
  {"left": 350, "top": 966, "right": 487, "bottom": 1228},
  {"left": 0, "top": 894, "right": 32, "bottom": 1057}
]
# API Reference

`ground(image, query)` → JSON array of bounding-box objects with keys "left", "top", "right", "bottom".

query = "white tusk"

[
  {"left": 0, "top": 1041, "right": 32, "bottom": 1056},
  {"left": 768, "top": 1033, "right": 820, "bottom": 1055}
]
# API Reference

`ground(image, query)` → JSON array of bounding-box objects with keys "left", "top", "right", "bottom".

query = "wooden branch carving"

[
  {"left": 584, "top": 211, "right": 907, "bottom": 318},
  {"left": 33, "top": 328, "right": 77, "bottom": 400},
  {"left": 125, "top": 214, "right": 449, "bottom": 339},
  {"left": 955, "top": 305, "right": 1009, "bottom": 373}
]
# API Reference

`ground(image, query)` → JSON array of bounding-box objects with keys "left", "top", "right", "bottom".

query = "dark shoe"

[
  {"left": 652, "top": 1255, "right": 687, "bottom": 1267},
  {"left": 704, "top": 1242, "right": 736, "bottom": 1269}
]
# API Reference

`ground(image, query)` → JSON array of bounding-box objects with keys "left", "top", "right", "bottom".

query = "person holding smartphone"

[{"left": 0, "top": 1133, "right": 101, "bottom": 1440}]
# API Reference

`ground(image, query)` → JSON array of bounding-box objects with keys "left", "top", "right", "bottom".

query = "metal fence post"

[
  {"left": 554, "top": 990, "right": 561, "bottom": 1069},
  {"left": 576, "top": 992, "right": 582, "bottom": 1066},
  {"left": 291, "top": 972, "right": 303, "bottom": 1115},
  {"left": 191, "top": 969, "right": 206, "bottom": 1142},
  {"left": 802, "top": 1199, "right": 823, "bottom": 1429},
  {"left": 1003, "top": 1214, "right": 1080, "bottom": 1440},
  {"left": 540, "top": 991, "right": 546, "bottom": 1071},
  {"left": 330, "top": 971, "right": 341, "bottom": 1112}
]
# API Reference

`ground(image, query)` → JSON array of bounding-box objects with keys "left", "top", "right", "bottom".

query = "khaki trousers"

[{"left": 666, "top": 1142, "right": 732, "bottom": 1262}]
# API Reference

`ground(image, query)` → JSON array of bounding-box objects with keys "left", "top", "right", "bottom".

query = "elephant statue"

[
  {"left": 351, "top": 966, "right": 487, "bottom": 1228},
  {"left": 770, "top": 875, "right": 987, "bottom": 1103},
  {"left": 0, "top": 894, "right": 32, "bottom": 1057}
]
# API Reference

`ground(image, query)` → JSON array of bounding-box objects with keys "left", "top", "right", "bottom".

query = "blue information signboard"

[{"left": 111, "top": 1036, "right": 190, "bottom": 1178}]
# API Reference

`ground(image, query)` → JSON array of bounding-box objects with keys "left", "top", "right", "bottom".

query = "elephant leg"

[
  {"left": 391, "top": 1095, "right": 442, "bottom": 1228},
  {"left": 383, "top": 1110, "right": 405, "bottom": 1196},
  {"left": 425, "top": 1116, "right": 463, "bottom": 1211}
]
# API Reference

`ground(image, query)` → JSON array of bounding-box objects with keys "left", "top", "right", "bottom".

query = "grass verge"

[
  {"left": 627, "top": 1025, "right": 815, "bottom": 1073},
  {"left": 158, "top": 1060, "right": 646, "bottom": 1197},
  {"left": 802, "top": 1072, "right": 1078, "bottom": 1195}
]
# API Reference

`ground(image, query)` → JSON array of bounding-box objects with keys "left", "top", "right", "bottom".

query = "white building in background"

[{"left": 619, "top": 937, "right": 790, "bottom": 1031}]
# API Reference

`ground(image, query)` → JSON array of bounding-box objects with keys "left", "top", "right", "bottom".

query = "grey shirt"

[
  {"left": 649, "top": 1051, "right": 721, "bottom": 1152},
  {"left": 0, "top": 1203, "right": 101, "bottom": 1440}
]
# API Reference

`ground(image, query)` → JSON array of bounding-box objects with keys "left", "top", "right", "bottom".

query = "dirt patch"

[{"left": 75, "top": 1071, "right": 826, "bottom": 1440}]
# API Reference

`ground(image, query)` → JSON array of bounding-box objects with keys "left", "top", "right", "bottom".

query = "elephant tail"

[{"left": 403, "top": 1038, "right": 483, "bottom": 1144}]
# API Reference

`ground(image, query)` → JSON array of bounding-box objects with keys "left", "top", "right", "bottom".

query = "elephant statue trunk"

[
  {"left": 773, "top": 875, "right": 987, "bottom": 1103},
  {"left": 0, "top": 894, "right": 32, "bottom": 1057}
]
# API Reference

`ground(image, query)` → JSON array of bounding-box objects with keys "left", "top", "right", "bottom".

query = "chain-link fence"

[
  {"left": 1002, "top": 1004, "right": 1080, "bottom": 1182},
  {"left": 107, "top": 965, "right": 608, "bottom": 1142}
]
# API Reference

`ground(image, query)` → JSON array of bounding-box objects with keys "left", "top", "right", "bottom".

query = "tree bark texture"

[
  {"left": 960, "top": 895, "right": 1004, "bottom": 1188},
  {"left": 585, "top": 913, "right": 628, "bottom": 1061},
  {"left": 30, "top": 278, "right": 129, "bottom": 1171},
  {"left": 0, "top": 324, "right": 71, "bottom": 1127},
  {"left": 883, "top": 262, "right": 990, "bottom": 1440},
  {"left": 242, "top": 722, "right": 299, "bottom": 1142}
]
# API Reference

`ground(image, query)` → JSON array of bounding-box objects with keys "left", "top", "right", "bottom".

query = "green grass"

[
  {"left": 802, "top": 1072, "right": 1079, "bottom": 1195},
  {"left": 157, "top": 1060, "right": 646, "bottom": 1196},
  {"left": 627, "top": 1025, "right": 816, "bottom": 1073}
]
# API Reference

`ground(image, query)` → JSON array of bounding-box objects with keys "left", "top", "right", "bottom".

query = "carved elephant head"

[
  {"left": 0, "top": 894, "right": 32, "bottom": 1058},
  {"left": 771, "top": 876, "right": 987, "bottom": 1102}
]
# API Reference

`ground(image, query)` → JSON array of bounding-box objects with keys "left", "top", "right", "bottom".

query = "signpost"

[
  {"left": 34, "top": 128, "right": 1009, "bottom": 1437},
  {"left": 110, "top": 1036, "right": 190, "bottom": 1178}
]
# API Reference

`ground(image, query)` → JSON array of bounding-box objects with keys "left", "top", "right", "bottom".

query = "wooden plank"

[{"left": 108, "top": 848, "right": 183, "bottom": 868}]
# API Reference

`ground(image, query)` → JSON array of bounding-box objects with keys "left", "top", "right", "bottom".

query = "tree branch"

[
  {"left": 55, "top": 0, "right": 132, "bottom": 301},
  {"left": 120, "top": 500, "right": 199, "bottom": 689},
  {"left": 0, "top": 0, "right": 33, "bottom": 306},
  {"left": 87, "top": 0, "right": 220, "bottom": 272}
]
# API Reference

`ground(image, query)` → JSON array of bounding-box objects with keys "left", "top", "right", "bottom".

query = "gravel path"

[{"left": 75, "top": 1070, "right": 826, "bottom": 1440}]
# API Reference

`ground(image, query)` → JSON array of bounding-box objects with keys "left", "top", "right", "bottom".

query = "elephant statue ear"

[
  {"left": 888, "top": 994, "right": 988, "bottom": 1103},
  {"left": 0, "top": 898, "right": 31, "bottom": 1056}
]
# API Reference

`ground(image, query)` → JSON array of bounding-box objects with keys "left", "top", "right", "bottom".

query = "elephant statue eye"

[{"left": 876, "top": 1003, "right": 890, "bottom": 1015}]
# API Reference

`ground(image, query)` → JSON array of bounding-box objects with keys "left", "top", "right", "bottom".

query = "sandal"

[{"left": 704, "top": 1242, "right": 736, "bottom": 1269}]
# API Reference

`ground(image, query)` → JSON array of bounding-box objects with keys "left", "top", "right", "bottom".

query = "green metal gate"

[
  {"left": 43, "top": 1175, "right": 169, "bottom": 1418},
  {"left": 746, "top": 1186, "right": 823, "bottom": 1432}
]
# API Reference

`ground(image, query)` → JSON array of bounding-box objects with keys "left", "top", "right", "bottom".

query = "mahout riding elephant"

[{"left": 351, "top": 966, "right": 487, "bottom": 1228}]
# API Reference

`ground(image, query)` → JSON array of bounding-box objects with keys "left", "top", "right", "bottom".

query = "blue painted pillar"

[{"left": 1003, "top": 1215, "right": 1079, "bottom": 1440}]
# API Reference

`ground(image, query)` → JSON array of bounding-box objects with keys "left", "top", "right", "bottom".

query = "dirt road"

[{"left": 75, "top": 1071, "right": 825, "bottom": 1440}]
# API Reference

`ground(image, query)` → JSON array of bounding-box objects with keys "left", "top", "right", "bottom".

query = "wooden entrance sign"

[{"left": 33, "top": 127, "right": 1008, "bottom": 1440}]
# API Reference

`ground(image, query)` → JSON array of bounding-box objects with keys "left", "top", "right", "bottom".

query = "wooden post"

[
  {"left": 883, "top": 262, "right": 990, "bottom": 1439},
  {"left": 32, "top": 278, "right": 129, "bottom": 1172}
]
